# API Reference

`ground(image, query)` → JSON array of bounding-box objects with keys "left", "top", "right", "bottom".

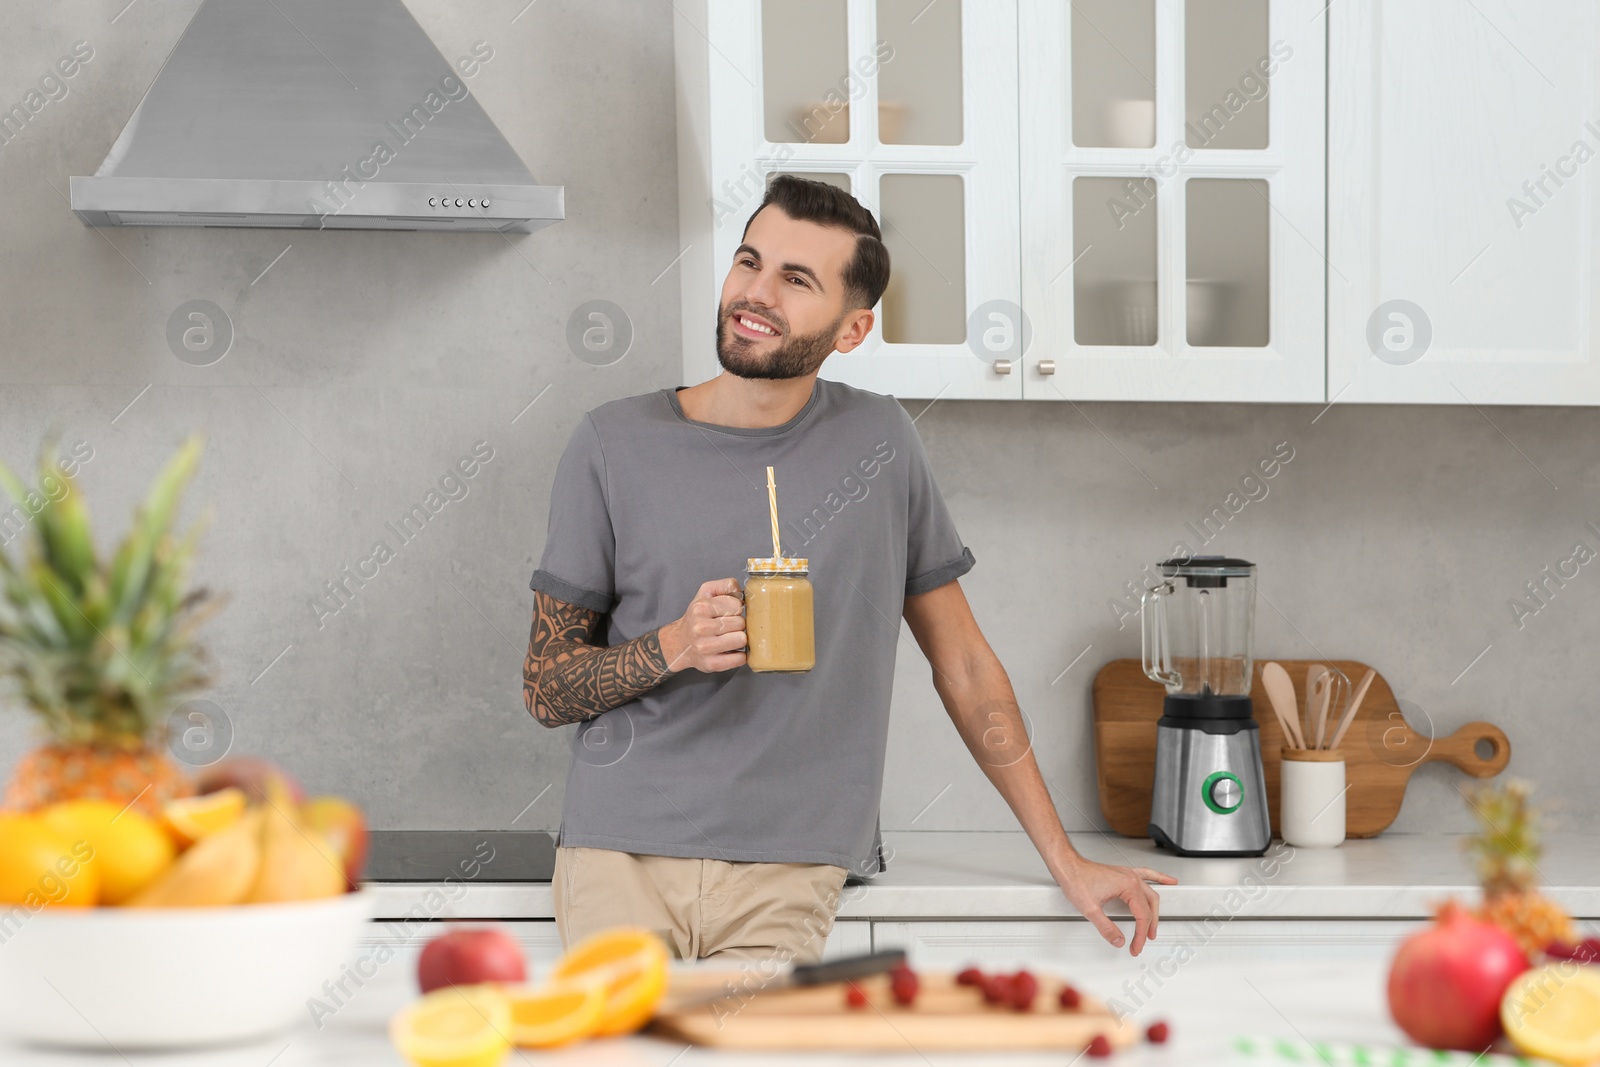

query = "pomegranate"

[{"left": 1387, "top": 902, "right": 1530, "bottom": 1051}]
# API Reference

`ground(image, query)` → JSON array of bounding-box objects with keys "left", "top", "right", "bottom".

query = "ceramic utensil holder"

[{"left": 1280, "top": 747, "right": 1346, "bottom": 848}]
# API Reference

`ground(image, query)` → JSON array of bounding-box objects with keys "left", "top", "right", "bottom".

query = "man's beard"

[{"left": 716, "top": 303, "right": 843, "bottom": 380}]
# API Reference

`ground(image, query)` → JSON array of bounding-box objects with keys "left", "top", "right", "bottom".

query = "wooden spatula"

[{"left": 1304, "top": 665, "right": 1326, "bottom": 748}]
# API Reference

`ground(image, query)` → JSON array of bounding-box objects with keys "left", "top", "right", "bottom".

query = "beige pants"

[{"left": 553, "top": 846, "right": 849, "bottom": 964}]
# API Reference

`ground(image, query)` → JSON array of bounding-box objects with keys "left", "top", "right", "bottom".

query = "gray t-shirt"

[{"left": 529, "top": 378, "right": 975, "bottom": 876}]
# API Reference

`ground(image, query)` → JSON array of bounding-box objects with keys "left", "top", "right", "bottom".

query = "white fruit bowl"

[{"left": 0, "top": 888, "right": 375, "bottom": 1050}]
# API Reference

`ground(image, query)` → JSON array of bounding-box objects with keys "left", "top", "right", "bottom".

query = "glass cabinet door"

[
  {"left": 1020, "top": 0, "right": 1326, "bottom": 401},
  {"left": 699, "top": 0, "right": 1022, "bottom": 399}
]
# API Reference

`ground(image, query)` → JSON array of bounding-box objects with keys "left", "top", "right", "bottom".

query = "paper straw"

[{"left": 765, "top": 466, "right": 781, "bottom": 559}]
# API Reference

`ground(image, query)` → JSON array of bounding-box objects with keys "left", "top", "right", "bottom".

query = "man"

[{"left": 525, "top": 175, "right": 1174, "bottom": 965}]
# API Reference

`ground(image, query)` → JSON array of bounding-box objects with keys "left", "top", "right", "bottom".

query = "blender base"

[{"left": 1147, "top": 822, "right": 1269, "bottom": 858}]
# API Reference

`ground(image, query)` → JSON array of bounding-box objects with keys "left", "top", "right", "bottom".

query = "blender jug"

[
  {"left": 1142, "top": 557, "right": 1257, "bottom": 707},
  {"left": 1140, "top": 556, "right": 1270, "bottom": 856}
]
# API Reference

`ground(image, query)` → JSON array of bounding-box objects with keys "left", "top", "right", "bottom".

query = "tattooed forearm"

[{"left": 522, "top": 592, "right": 674, "bottom": 727}]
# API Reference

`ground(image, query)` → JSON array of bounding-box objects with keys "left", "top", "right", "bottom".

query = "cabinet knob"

[
  {"left": 1037, "top": 359, "right": 1056, "bottom": 376},
  {"left": 993, "top": 359, "right": 1014, "bottom": 375}
]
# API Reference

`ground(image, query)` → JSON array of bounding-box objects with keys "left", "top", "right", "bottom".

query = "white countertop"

[
  {"left": 0, "top": 950, "right": 1541, "bottom": 1066},
  {"left": 366, "top": 831, "right": 1600, "bottom": 921}
]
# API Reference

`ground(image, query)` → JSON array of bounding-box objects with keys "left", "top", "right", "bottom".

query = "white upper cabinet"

[
  {"left": 676, "top": 0, "right": 1022, "bottom": 400},
  {"left": 1328, "top": 0, "right": 1600, "bottom": 405},
  {"left": 1019, "top": 0, "right": 1326, "bottom": 401}
]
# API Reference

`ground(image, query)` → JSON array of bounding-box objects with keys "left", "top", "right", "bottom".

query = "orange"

[
  {"left": 160, "top": 788, "right": 246, "bottom": 848},
  {"left": 390, "top": 984, "right": 511, "bottom": 1067},
  {"left": 1502, "top": 964, "right": 1600, "bottom": 1066},
  {"left": 39, "top": 799, "right": 175, "bottom": 905},
  {"left": 504, "top": 977, "right": 607, "bottom": 1048},
  {"left": 548, "top": 927, "right": 670, "bottom": 1037},
  {"left": 0, "top": 813, "right": 99, "bottom": 907}
]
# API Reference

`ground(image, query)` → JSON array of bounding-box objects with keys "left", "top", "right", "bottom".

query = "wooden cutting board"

[
  {"left": 1093, "top": 659, "right": 1511, "bottom": 839},
  {"left": 649, "top": 969, "right": 1138, "bottom": 1051}
]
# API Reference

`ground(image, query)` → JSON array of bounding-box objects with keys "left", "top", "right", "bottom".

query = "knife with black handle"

[{"left": 655, "top": 949, "right": 908, "bottom": 1012}]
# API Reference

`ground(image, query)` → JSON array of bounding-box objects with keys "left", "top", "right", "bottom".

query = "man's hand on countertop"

[{"left": 1053, "top": 853, "right": 1178, "bottom": 956}]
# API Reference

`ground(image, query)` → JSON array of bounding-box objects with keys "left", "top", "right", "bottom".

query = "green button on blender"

[{"left": 1202, "top": 771, "right": 1244, "bottom": 815}]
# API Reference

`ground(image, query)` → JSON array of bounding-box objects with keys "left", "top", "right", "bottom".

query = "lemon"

[
  {"left": 0, "top": 814, "right": 98, "bottom": 907},
  {"left": 1502, "top": 963, "right": 1600, "bottom": 1066},
  {"left": 390, "top": 984, "right": 512, "bottom": 1067},
  {"left": 40, "top": 799, "right": 175, "bottom": 905},
  {"left": 159, "top": 788, "right": 246, "bottom": 848},
  {"left": 548, "top": 927, "right": 670, "bottom": 1037},
  {"left": 504, "top": 977, "right": 607, "bottom": 1048}
]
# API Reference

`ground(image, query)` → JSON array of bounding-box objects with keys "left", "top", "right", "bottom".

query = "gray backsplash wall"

[{"left": 2, "top": 1, "right": 1590, "bottom": 845}]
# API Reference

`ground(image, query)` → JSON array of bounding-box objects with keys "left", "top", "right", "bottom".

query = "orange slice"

[
  {"left": 548, "top": 927, "right": 671, "bottom": 1037},
  {"left": 1502, "top": 964, "right": 1600, "bottom": 1066},
  {"left": 503, "top": 977, "right": 607, "bottom": 1048},
  {"left": 390, "top": 984, "right": 511, "bottom": 1067},
  {"left": 160, "top": 788, "right": 247, "bottom": 848}
]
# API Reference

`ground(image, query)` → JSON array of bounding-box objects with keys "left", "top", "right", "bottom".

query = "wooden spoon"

[
  {"left": 1327, "top": 668, "right": 1377, "bottom": 752},
  {"left": 1262, "top": 662, "right": 1305, "bottom": 748}
]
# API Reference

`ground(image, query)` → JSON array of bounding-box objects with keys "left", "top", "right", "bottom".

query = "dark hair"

[{"left": 742, "top": 175, "right": 891, "bottom": 311}]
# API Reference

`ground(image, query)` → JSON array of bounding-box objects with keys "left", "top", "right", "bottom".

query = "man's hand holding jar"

[{"left": 660, "top": 578, "right": 748, "bottom": 674}]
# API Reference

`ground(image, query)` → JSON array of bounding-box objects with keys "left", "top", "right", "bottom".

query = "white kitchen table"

[
  {"left": 0, "top": 951, "right": 1533, "bottom": 1066},
  {"left": 8, "top": 831, "right": 1590, "bottom": 1064}
]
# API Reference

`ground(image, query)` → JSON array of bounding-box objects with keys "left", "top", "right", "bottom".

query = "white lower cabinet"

[
  {"left": 871, "top": 919, "right": 1427, "bottom": 970},
  {"left": 824, "top": 920, "right": 874, "bottom": 959},
  {"left": 351, "top": 918, "right": 871, "bottom": 970}
]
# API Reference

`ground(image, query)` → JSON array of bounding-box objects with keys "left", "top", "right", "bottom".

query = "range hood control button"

[
  {"left": 428, "top": 198, "right": 437, "bottom": 207},
  {"left": 454, "top": 198, "right": 464, "bottom": 207},
  {"left": 481, "top": 199, "right": 491, "bottom": 209}
]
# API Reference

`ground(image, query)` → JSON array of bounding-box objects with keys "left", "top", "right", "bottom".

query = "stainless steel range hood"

[{"left": 70, "top": 0, "right": 563, "bottom": 233}]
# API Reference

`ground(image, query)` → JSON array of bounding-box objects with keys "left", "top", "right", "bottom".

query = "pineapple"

[
  {"left": 1465, "top": 779, "right": 1575, "bottom": 957},
  {"left": 0, "top": 435, "right": 222, "bottom": 816}
]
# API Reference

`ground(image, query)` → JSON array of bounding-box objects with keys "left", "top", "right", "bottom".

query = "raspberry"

[
  {"left": 982, "top": 974, "right": 1014, "bottom": 1004},
  {"left": 844, "top": 983, "right": 868, "bottom": 1008},
  {"left": 1058, "top": 985, "right": 1082, "bottom": 1010},
  {"left": 1146, "top": 1020, "right": 1171, "bottom": 1043},
  {"left": 1009, "top": 971, "right": 1038, "bottom": 1011},
  {"left": 889, "top": 961, "right": 917, "bottom": 980},
  {"left": 1087, "top": 1034, "right": 1113, "bottom": 1058},
  {"left": 890, "top": 978, "right": 918, "bottom": 1006},
  {"left": 955, "top": 966, "right": 985, "bottom": 987}
]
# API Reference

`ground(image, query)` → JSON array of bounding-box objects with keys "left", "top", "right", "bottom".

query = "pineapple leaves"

[
  {"left": 113, "top": 435, "right": 203, "bottom": 626},
  {"left": 36, "top": 439, "right": 96, "bottom": 596},
  {"left": 0, "top": 435, "right": 219, "bottom": 748}
]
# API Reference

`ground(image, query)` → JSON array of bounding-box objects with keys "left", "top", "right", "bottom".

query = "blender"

[{"left": 1141, "top": 556, "right": 1271, "bottom": 856}]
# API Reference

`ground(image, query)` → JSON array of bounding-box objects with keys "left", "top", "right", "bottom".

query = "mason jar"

[{"left": 743, "top": 557, "right": 815, "bottom": 673}]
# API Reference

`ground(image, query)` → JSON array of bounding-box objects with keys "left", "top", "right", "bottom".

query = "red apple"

[
  {"left": 300, "top": 796, "right": 369, "bottom": 890},
  {"left": 418, "top": 928, "right": 527, "bottom": 994},
  {"left": 195, "top": 757, "right": 303, "bottom": 805}
]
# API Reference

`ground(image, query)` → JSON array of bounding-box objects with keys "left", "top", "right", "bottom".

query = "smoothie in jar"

[{"left": 744, "top": 557, "right": 815, "bottom": 672}]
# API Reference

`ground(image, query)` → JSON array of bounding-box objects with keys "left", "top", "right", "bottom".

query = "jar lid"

[{"left": 747, "top": 556, "right": 808, "bottom": 574}]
